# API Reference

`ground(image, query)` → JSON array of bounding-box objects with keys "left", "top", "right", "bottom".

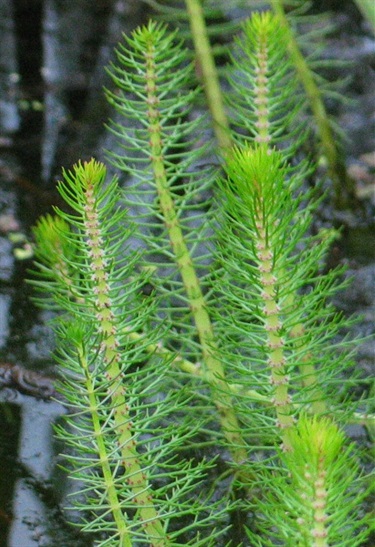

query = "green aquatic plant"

[
  {"left": 30, "top": 12, "right": 372, "bottom": 547},
  {"left": 148, "top": 0, "right": 356, "bottom": 207}
]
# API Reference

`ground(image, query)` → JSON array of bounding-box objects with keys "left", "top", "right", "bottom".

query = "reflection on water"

[
  {"left": 0, "top": 1, "right": 146, "bottom": 544},
  {"left": 0, "top": 392, "right": 92, "bottom": 546},
  {"left": 1, "top": 396, "right": 59, "bottom": 546}
]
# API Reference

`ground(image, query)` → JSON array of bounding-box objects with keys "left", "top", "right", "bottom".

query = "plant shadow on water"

[{"left": 0, "top": 1, "right": 374, "bottom": 545}]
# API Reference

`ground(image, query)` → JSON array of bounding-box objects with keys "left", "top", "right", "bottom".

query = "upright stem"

[
  {"left": 252, "top": 18, "right": 327, "bottom": 419},
  {"left": 254, "top": 207, "right": 295, "bottom": 450},
  {"left": 184, "top": 0, "right": 232, "bottom": 150},
  {"left": 77, "top": 344, "right": 132, "bottom": 547},
  {"left": 143, "top": 32, "right": 250, "bottom": 476},
  {"left": 271, "top": 0, "right": 355, "bottom": 208},
  {"left": 81, "top": 161, "right": 167, "bottom": 545}
]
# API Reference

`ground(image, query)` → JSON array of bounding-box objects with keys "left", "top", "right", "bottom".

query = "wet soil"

[{"left": 0, "top": 1, "right": 374, "bottom": 546}]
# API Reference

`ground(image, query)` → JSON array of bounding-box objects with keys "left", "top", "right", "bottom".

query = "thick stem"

[
  {"left": 77, "top": 344, "right": 132, "bottom": 547},
  {"left": 184, "top": 0, "right": 232, "bottom": 150},
  {"left": 81, "top": 162, "right": 167, "bottom": 545},
  {"left": 143, "top": 33, "right": 250, "bottom": 477},
  {"left": 310, "top": 458, "right": 329, "bottom": 547},
  {"left": 254, "top": 214, "right": 294, "bottom": 450},
  {"left": 252, "top": 20, "right": 327, "bottom": 419},
  {"left": 271, "top": 0, "right": 355, "bottom": 208}
]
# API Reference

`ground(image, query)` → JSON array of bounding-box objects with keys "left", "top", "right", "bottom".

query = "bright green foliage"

[
  {"left": 227, "top": 11, "right": 306, "bottom": 155},
  {"left": 105, "top": 21, "right": 251, "bottom": 477},
  {"left": 151, "top": 0, "right": 355, "bottom": 206},
  {"left": 246, "top": 415, "right": 371, "bottom": 546},
  {"left": 216, "top": 143, "right": 354, "bottom": 448},
  {"left": 105, "top": 22, "right": 216, "bottom": 357},
  {"left": 30, "top": 11, "right": 372, "bottom": 547},
  {"left": 31, "top": 159, "right": 229, "bottom": 546},
  {"left": 215, "top": 145, "right": 369, "bottom": 542}
]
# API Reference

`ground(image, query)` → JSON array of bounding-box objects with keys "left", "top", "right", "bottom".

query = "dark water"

[
  {"left": 0, "top": 1, "right": 373, "bottom": 545},
  {"left": 0, "top": 2, "right": 147, "bottom": 545}
]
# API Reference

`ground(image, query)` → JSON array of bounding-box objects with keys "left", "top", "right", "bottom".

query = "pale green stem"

[
  {"left": 311, "top": 464, "right": 329, "bottom": 547},
  {"left": 253, "top": 19, "right": 326, "bottom": 420},
  {"left": 253, "top": 29, "right": 272, "bottom": 146},
  {"left": 287, "top": 417, "right": 338, "bottom": 545},
  {"left": 143, "top": 33, "right": 250, "bottom": 476},
  {"left": 283, "top": 294, "right": 327, "bottom": 416},
  {"left": 251, "top": 27, "right": 294, "bottom": 449},
  {"left": 82, "top": 172, "right": 167, "bottom": 545},
  {"left": 271, "top": 0, "right": 355, "bottom": 208},
  {"left": 78, "top": 344, "right": 132, "bottom": 547},
  {"left": 184, "top": 0, "right": 232, "bottom": 150},
  {"left": 298, "top": 450, "right": 329, "bottom": 545},
  {"left": 254, "top": 216, "right": 295, "bottom": 450}
]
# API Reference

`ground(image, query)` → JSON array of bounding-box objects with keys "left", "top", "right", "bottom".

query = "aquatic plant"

[{"left": 30, "top": 7, "right": 372, "bottom": 547}]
